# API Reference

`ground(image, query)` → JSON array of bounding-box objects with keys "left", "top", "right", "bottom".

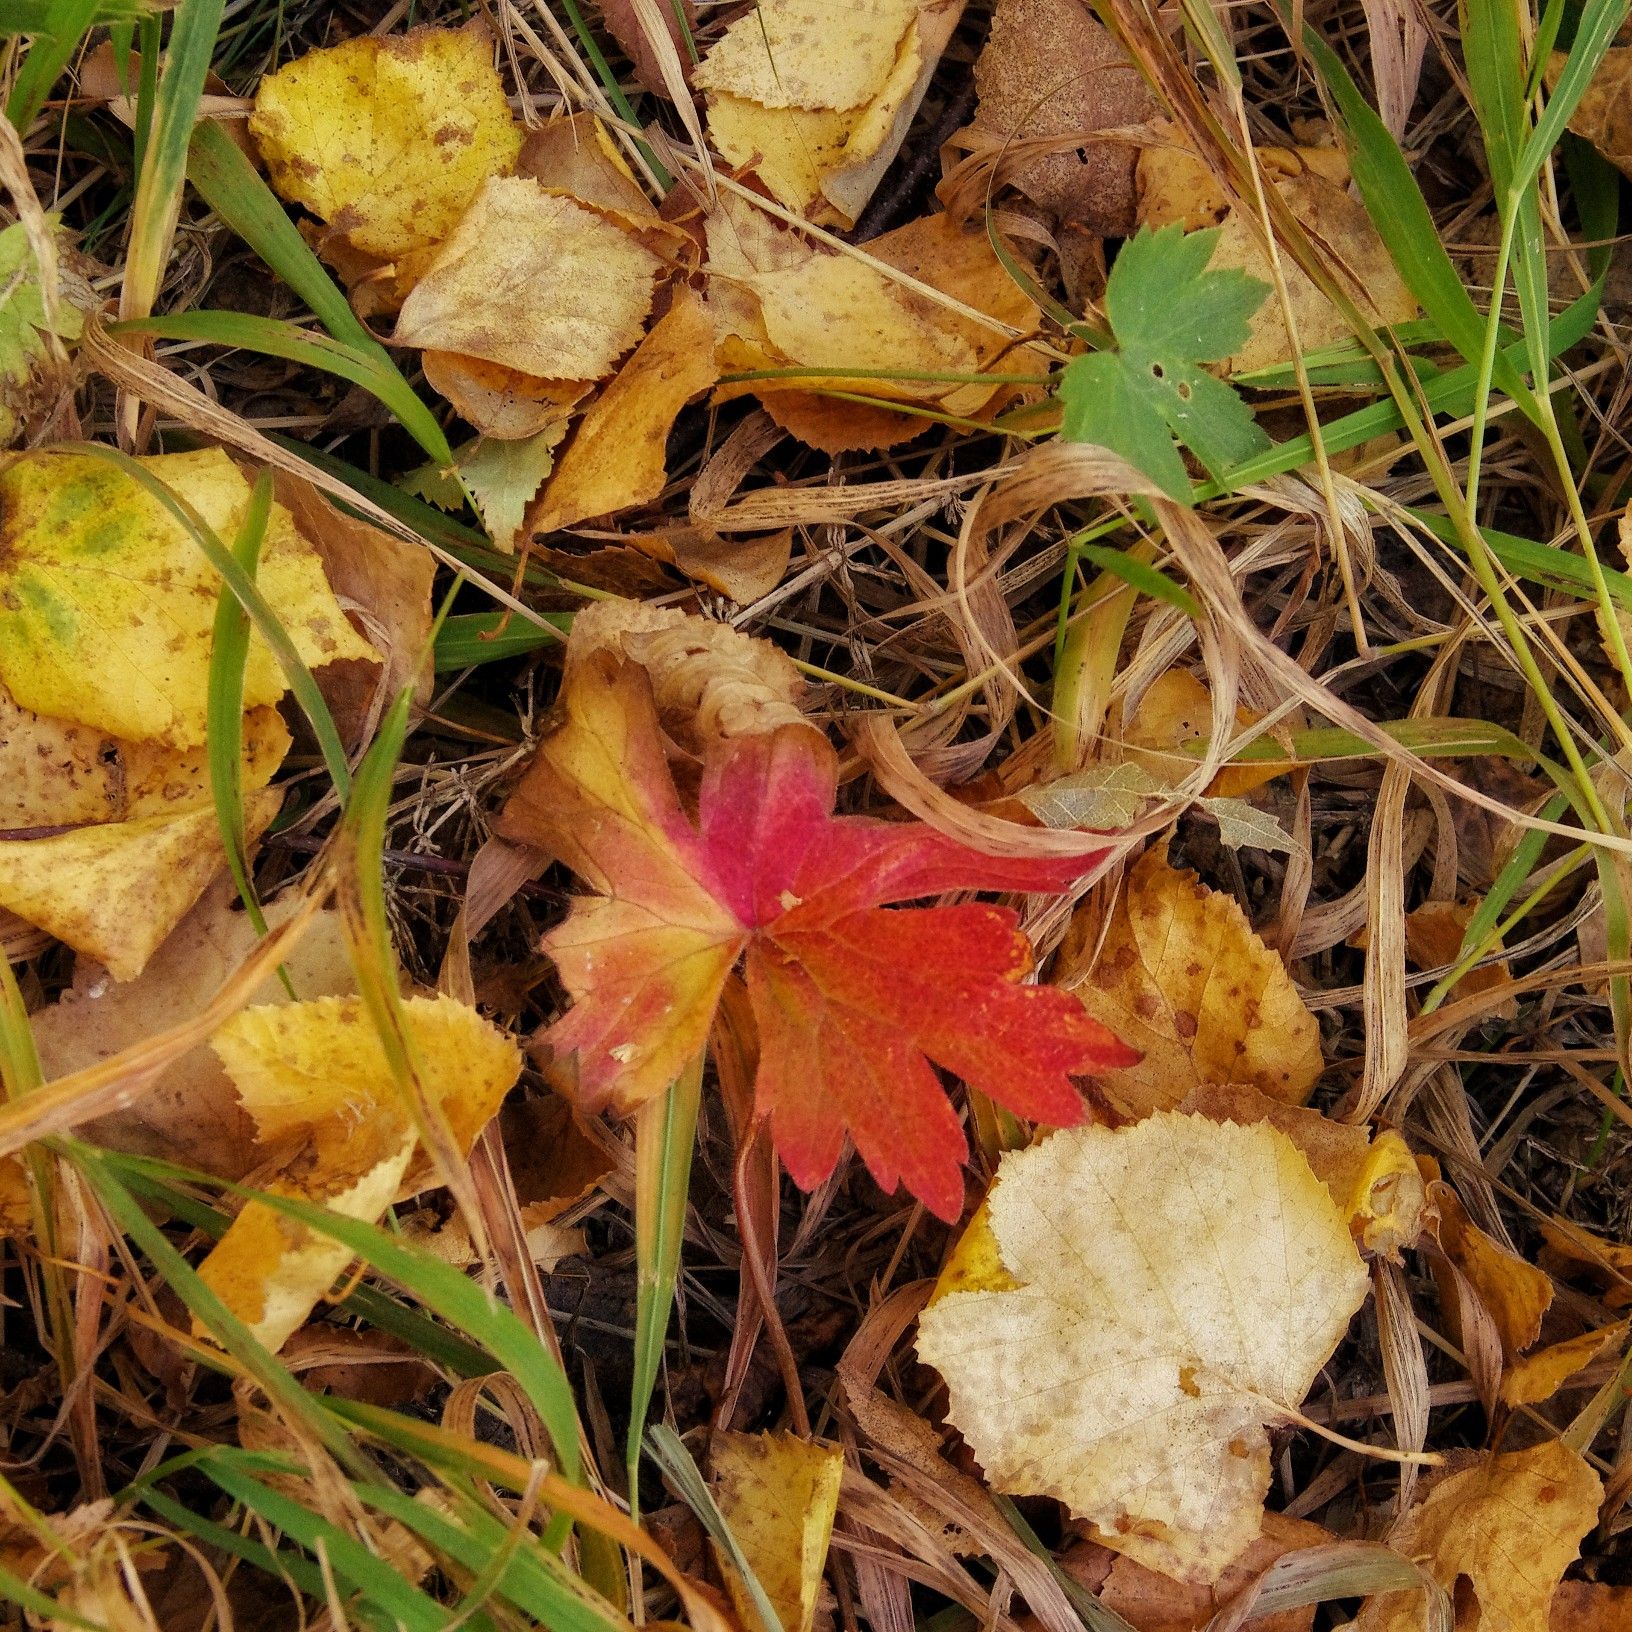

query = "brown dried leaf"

[
  {"left": 1431, "top": 1182, "right": 1554, "bottom": 1357},
  {"left": 973, "top": 0, "right": 1157, "bottom": 235}
]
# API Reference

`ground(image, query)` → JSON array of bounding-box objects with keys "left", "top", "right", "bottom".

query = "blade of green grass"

[
  {"left": 120, "top": 0, "right": 224, "bottom": 330},
  {"left": 435, "top": 611, "right": 570, "bottom": 670},
  {"left": 628, "top": 1052, "right": 703, "bottom": 1515},
  {"left": 5, "top": 0, "right": 111, "bottom": 130}
]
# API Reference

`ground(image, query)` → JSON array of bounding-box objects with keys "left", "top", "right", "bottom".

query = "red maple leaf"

[{"left": 497, "top": 653, "right": 1136, "bottom": 1219}]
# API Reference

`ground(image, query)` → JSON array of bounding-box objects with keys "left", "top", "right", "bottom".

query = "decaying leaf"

[
  {"left": 250, "top": 21, "right": 522, "bottom": 266},
  {"left": 394, "top": 178, "right": 664, "bottom": 383},
  {"left": 1402, "top": 899, "right": 1515, "bottom": 1017},
  {"left": 1182, "top": 1083, "right": 1428, "bottom": 1259},
  {"left": 1123, "top": 668, "right": 1287, "bottom": 799},
  {"left": 700, "top": 0, "right": 960, "bottom": 226},
  {"left": 1057, "top": 846, "right": 1324, "bottom": 1118},
  {"left": 1500, "top": 1321, "right": 1628, "bottom": 1408},
  {"left": 0, "top": 215, "right": 96, "bottom": 446},
  {"left": 529, "top": 284, "right": 718, "bottom": 535},
  {"left": 197, "top": 994, "right": 522, "bottom": 1350},
  {"left": 0, "top": 787, "right": 281, "bottom": 982},
  {"left": 1551, "top": 1581, "right": 1632, "bottom": 1630},
  {"left": 917, "top": 1112, "right": 1369, "bottom": 1582},
  {"left": 1538, "top": 1213, "right": 1632, "bottom": 1307},
  {"left": 1062, "top": 1511, "right": 1335, "bottom": 1632},
  {"left": 1431, "top": 1182, "right": 1553, "bottom": 1357},
  {"left": 29, "top": 880, "right": 356, "bottom": 1177},
  {"left": 709, "top": 199, "right": 1036, "bottom": 452},
  {"left": 1137, "top": 129, "right": 1417, "bottom": 374},
  {"left": 0, "top": 447, "right": 376, "bottom": 746},
  {"left": 495, "top": 641, "right": 1130, "bottom": 1219},
  {"left": 1551, "top": 47, "right": 1632, "bottom": 182},
  {"left": 710, "top": 1430, "right": 843, "bottom": 1632},
  {"left": 972, "top": 0, "right": 1157, "bottom": 235},
  {"left": 1355, "top": 1439, "right": 1601, "bottom": 1632}
]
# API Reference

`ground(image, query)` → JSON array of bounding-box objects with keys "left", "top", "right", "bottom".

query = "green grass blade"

[
  {"left": 113, "top": 308, "right": 452, "bottom": 466},
  {"left": 435, "top": 611, "right": 570, "bottom": 670},
  {"left": 1073, "top": 545, "right": 1199, "bottom": 618},
  {"left": 628, "top": 1053, "right": 703, "bottom": 1505},
  {"left": 6, "top": 0, "right": 109, "bottom": 130},
  {"left": 206, "top": 466, "right": 274, "bottom": 944},
  {"left": 121, "top": 0, "right": 224, "bottom": 325}
]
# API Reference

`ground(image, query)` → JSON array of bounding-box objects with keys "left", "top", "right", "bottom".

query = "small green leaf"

[
  {"left": 1059, "top": 224, "right": 1271, "bottom": 500},
  {"left": 0, "top": 218, "right": 91, "bottom": 444}
]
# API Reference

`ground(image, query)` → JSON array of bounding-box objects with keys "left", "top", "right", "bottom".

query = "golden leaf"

[{"left": 1059, "top": 846, "right": 1324, "bottom": 1117}]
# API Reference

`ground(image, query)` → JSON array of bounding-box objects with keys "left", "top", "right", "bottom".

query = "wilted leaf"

[
  {"left": 1431, "top": 1182, "right": 1553, "bottom": 1357},
  {"left": 1124, "top": 668, "right": 1288, "bottom": 798},
  {"left": 198, "top": 993, "right": 522, "bottom": 1351},
  {"left": 0, "top": 216, "right": 95, "bottom": 446},
  {"left": 1355, "top": 1440, "right": 1600, "bottom": 1632},
  {"left": 29, "top": 879, "right": 356, "bottom": 1178},
  {"left": 250, "top": 21, "right": 521, "bottom": 266},
  {"left": 972, "top": 0, "right": 1157, "bottom": 235},
  {"left": 917, "top": 1112, "right": 1369, "bottom": 1582},
  {"left": 1059, "top": 225, "right": 1271, "bottom": 497},
  {"left": 1550, "top": 47, "right": 1632, "bottom": 181},
  {"left": 394, "top": 178, "right": 663, "bottom": 384},
  {"left": 495, "top": 647, "right": 1129, "bottom": 1219},
  {"left": 1199, "top": 795, "right": 1302, "bottom": 856},
  {"left": 0, "top": 787, "right": 281, "bottom": 981},
  {"left": 422, "top": 355, "right": 591, "bottom": 443},
  {"left": 529, "top": 283, "right": 718, "bottom": 534},
  {"left": 1066, "top": 1512, "right": 1335, "bottom": 1632},
  {"left": 1538, "top": 1213, "right": 1632, "bottom": 1307},
  {"left": 1500, "top": 1321, "right": 1627, "bottom": 1408},
  {"left": 593, "top": 0, "right": 697, "bottom": 100},
  {"left": 710, "top": 1431, "right": 843, "bottom": 1632},
  {"left": 1137, "top": 132, "right": 1417, "bottom": 375},
  {"left": 699, "top": 0, "right": 955, "bottom": 226},
  {"left": 1058, "top": 846, "right": 1324, "bottom": 1118},
  {"left": 709, "top": 201, "right": 1036, "bottom": 452},
  {"left": 1017, "top": 762, "right": 1164, "bottom": 830},
  {"left": 1551, "top": 1581, "right": 1632, "bottom": 1630},
  {"left": 0, "top": 447, "right": 376, "bottom": 746},
  {"left": 1403, "top": 898, "right": 1515, "bottom": 1017}
]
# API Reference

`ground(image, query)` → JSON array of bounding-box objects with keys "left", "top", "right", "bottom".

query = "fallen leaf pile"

[{"left": 0, "top": 447, "right": 375, "bottom": 979}]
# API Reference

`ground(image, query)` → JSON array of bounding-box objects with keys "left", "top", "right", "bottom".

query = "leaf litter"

[{"left": 2, "top": 3, "right": 1631, "bottom": 1630}]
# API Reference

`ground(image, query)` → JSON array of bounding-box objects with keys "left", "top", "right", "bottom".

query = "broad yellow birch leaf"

[
  {"left": 694, "top": 0, "right": 919, "bottom": 110},
  {"left": 1181, "top": 1083, "right": 1427, "bottom": 1259},
  {"left": 394, "top": 179, "right": 662, "bottom": 383},
  {"left": 1355, "top": 1440, "right": 1600, "bottom": 1632},
  {"left": 529, "top": 284, "right": 718, "bottom": 534},
  {"left": 710, "top": 1431, "right": 843, "bottom": 1632},
  {"left": 1058, "top": 846, "right": 1323, "bottom": 1117},
  {"left": 0, "top": 786, "right": 280, "bottom": 981},
  {"left": 0, "top": 448, "right": 375, "bottom": 746},
  {"left": 199, "top": 994, "right": 522, "bottom": 1351},
  {"left": 1500, "top": 1321, "right": 1627, "bottom": 1408},
  {"left": 250, "top": 22, "right": 522, "bottom": 265},
  {"left": 917, "top": 1113, "right": 1368, "bottom": 1583}
]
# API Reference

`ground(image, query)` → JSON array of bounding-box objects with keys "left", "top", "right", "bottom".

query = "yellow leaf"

[
  {"left": 1058, "top": 846, "right": 1324, "bottom": 1117},
  {"left": 199, "top": 994, "right": 522, "bottom": 1351},
  {"left": 1500, "top": 1321, "right": 1627, "bottom": 1408},
  {"left": 1431, "top": 1182, "right": 1553, "bottom": 1357},
  {"left": 0, "top": 448, "right": 376, "bottom": 746},
  {"left": 249, "top": 21, "right": 521, "bottom": 266},
  {"left": 529, "top": 284, "right": 718, "bottom": 533},
  {"left": 1123, "top": 669, "right": 1288, "bottom": 798},
  {"left": 694, "top": 0, "right": 919, "bottom": 110},
  {"left": 710, "top": 1431, "right": 844, "bottom": 1632},
  {"left": 422, "top": 354, "right": 590, "bottom": 443},
  {"left": 1137, "top": 130, "right": 1416, "bottom": 374},
  {"left": 394, "top": 178, "right": 662, "bottom": 384},
  {"left": 917, "top": 1112, "right": 1369, "bottom": 1583},
  {"left": 1355, "top": 1440, "right": 1601, "bottom": 1632},
  {"left": 1538, "top": 1213, "right": 1632, "bottom": 1308},
  {"left": 0, "top": 787, "right": 281, "bottom": 982}
]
